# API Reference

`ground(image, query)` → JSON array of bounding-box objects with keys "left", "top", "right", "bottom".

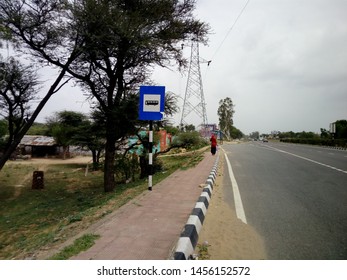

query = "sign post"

[{"left": 139, "top": 86, "right": 165, "bottom": 191}]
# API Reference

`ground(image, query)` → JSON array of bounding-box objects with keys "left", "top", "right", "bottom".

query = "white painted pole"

[{"left": 148, "top": 121, "right": 153, "bottom": 191}]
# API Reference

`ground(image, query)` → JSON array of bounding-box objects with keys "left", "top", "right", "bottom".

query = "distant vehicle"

[{"left": 262, "top": 138, "right": 268, "bottom": 142}]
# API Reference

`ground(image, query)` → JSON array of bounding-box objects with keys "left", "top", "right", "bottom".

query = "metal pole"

[{"left": 148, "top": 121, "right": 153, "bottom": 191}]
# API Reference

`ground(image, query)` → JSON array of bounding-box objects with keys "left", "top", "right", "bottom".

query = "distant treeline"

[
  {"left": 280, "top": 138, "right": 346, "bottom": 148},
  {"left": 279, "top": 120, "right": 347, "bottom": 148}
]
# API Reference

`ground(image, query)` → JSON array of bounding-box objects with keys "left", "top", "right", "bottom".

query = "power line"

[{"left": 211, "top": 0, "right": 251, "bottom": 60}]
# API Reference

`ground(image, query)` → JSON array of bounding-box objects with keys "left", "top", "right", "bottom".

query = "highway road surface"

[{"left": 222, "top": 141, "right": 347, "bottom": 259}]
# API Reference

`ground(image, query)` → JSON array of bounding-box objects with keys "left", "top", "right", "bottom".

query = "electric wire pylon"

[{"left": 180, "top": 40, "right": 209, "bottom": 130}]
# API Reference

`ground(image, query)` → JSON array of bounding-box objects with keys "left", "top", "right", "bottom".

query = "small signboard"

[{"left": 139, "top": 86, "right": 165, "bottom": 121}]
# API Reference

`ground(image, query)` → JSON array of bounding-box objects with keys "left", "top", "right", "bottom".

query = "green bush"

[
  {"left": 173, "top": 131, "right": 208, "bottom": 150},
  {"left": 114, "top": 153, "right": 139, "bottom": 183}
]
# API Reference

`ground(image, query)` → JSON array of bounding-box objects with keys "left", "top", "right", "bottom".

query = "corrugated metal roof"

[{"left": 20, "top": 135, "right": 56, "bottom": 146}]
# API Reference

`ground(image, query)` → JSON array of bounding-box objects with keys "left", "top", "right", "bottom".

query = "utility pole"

[{"left": 180, "top": 40, "right": 209, "bottom": 130}]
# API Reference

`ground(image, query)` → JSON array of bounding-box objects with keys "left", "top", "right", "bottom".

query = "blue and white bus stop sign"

[{"left": 139, "top": 86, "right": 165, "bottom": 121}]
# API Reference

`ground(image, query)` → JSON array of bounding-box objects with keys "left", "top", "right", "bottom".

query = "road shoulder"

[{"left": 196, "top": 150, "right": 267, "bottom": 259}]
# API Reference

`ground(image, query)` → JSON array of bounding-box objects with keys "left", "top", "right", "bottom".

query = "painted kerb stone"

[{"left": 173, "top": 153, "right": 220, "bottom": 260}]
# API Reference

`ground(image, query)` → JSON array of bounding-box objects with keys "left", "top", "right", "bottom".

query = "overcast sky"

[
  {"left": 155, "top": 0, "right": 347, "bottom": 134},
  {"left": 4, "top": 0, "right": 346, "bottom": 135}
]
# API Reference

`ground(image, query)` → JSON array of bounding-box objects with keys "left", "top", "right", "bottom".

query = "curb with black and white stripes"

[{"left": 173, "top": 152, "right": 220, "bottom": 260}]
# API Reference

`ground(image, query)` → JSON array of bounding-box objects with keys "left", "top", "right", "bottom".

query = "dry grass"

[{"left": 0, "top": 149, "right": 207, "bottom": 259}]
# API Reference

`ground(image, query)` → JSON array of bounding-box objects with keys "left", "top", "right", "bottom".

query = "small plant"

[
  {"left": 196, "top": 241, "right": 211, "bottom": 260},
  {"left": 68, "top": 213, "right": 83, "bottom": 224}
]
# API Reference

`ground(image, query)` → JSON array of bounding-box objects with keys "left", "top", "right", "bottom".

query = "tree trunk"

[
  {"left": 139, "top": 155, "right": 147, "bottom": 179},
  {"left": 104, "top": 141, "right": 116, "bottom": 192},
  {"left": 92, "top": 150, "right": 98, "bottom": 171},
  {"left": 103, "top": 116, "right": 117, "bottom": 192},
  {"left": 62, "top": 146, "right": 69, "bottom": 159}
]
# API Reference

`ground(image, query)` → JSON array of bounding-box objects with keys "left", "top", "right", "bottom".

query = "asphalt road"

[{"left": 222, "top": 141, "right": 347, "bottom": 259}]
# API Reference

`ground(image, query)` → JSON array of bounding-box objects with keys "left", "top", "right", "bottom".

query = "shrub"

[
  {"left": 114, "top": 153, "right": 139, "bottom": 183},
  {"left": 173, "top": 131, "right": 208, "bottom": 150}
]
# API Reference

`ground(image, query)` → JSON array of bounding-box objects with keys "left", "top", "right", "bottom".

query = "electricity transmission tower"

[{"left": 180, "top": 40, "right": 210, "bottom": 129}]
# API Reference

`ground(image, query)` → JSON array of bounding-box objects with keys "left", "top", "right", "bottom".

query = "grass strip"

[{"left": 49, "top": 234, "right": 100, "bottom": 260}]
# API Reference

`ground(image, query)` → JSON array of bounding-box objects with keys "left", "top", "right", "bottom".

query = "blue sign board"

[{"left": 139, "top": 86, "right": 165, "bottom": 121}]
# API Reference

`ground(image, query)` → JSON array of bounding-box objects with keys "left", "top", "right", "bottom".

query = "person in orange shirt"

[{"left": 210, "top": 134, "right": 217, "bottom": 155}]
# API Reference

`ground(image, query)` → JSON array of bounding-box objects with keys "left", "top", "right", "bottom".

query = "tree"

[
  {"left": 185, "top": 124, "right": 196, "bottom": 132},
  {"left": 72, "top": 110, "right": 106, "bottom": 171},
  {"left": 0, "top": 56, "right": 39, "bottom": 162},
  {"left": 249, "top": 131, "right": 260, "bottom": 140},
  {"left": 335, "top": 120, "right": 347, "bottom": 139},
  {"left": 320, "top": 128, "right": 330, "bottom": 139},
  {"left": 217, "top": 97, "right": 235, "bottom": 140},
  {"left": 230, "top": 126, "right": 243, "bottom": 139},
  {"left": 0, "top": 118, "right": 7, "bottom": 151},
  {"left": 164, "top": 125, "right": 180, "bottom": 136},
  {"left": 27, "top": 122, "right": 49, "bottom": 135},
  {"left": 71, "top": 0, "right": 209, "bottom": 192},
  {"left": 0, "top": 0, "right": 81, "bottom": 171},
  {"left": 46, "top": 111, "right": 88, "bottom": 159},
  {"left": 0, "top": 0, "right": 209, "bottom": 191}
]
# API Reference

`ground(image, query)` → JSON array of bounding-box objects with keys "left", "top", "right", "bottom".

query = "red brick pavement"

[{"left": 71, "top": 151, "right": 216, "bottom": 260}]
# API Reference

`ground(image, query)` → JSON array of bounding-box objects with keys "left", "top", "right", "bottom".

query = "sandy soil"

[
  {"left": 5, "top": 156, "right": 93, "bottom": 200},
  {"left": 196, "top": 155, "right": 267, "bottom": 260},
  {"left": 6, "top": 156, "right": 93, "bottom": 166}
]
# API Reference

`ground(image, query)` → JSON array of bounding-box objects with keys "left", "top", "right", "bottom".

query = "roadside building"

[{"left": 19, "top": 135, "right": 59, "bottom": 158}]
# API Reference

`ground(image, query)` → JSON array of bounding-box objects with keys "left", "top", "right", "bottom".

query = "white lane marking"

[
  {"left": 265, "top": 145, "right": 347, "bottom": 174},
  {"left": 224, "top": 153, "right": 248, "bottom": 224}
]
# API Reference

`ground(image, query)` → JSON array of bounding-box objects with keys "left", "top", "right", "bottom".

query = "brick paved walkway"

[{"left": 71, "top": 151, "right": 216, "bottom": 260}]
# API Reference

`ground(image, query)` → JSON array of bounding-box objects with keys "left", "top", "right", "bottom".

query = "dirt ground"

[
  {"left": 6, "top": 156, "right": 93, "bottom": 166},
  {"left": 196, "top": 156, "right": 267, "bottom": 260}
]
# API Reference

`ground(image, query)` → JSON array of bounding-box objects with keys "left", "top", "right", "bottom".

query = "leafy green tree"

[
  {"left": 27, "top": 123, "right": 49, "bottom": 136},
  {"left": 71, "top": 0, "right": 208, "bottom": 191},
  {"left": 278, "top": 131, "right": 295, "bottom": 139},
  {"left": 297, "top": 131, "right": 319, "bottom": 139},
  {"left": 335, "top": 120, "right": 347, "bottom": 139},
  {"left": 217, "top": 97, "right": 235, "bottom": 140},
  {"left": 72, "top": 110, "right": 106, "bottom": 171},
  {"left": 320, "top": 128, "right": 330, "bottom": 139},
  {"left": 185, "top": 124, "right": 196, "bottom": 132},
  {"left": 46, "top": 111, "right": 88, "bottom": 159},
  {"left": 230, "top": 126, "right": 243, "bottom": 139},
  {"left": 0, "top": 119, "right": 6, "bottom": 135},
  {"left": 0, "top": 118, "right": 7, "bottom": 151},
  {"left": 1, "top": 0, "right": 209, "bottom": 192},
  {"left": 164, "top": 125, "right": 180, "bottom": 136},
  {"left": 249, "top": 131, "right": 259, "bottom": 140}
]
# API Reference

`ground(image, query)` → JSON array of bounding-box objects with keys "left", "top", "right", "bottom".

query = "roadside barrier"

[{"left": 173, "top": 152, "right": 220, "bottom": 260}]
